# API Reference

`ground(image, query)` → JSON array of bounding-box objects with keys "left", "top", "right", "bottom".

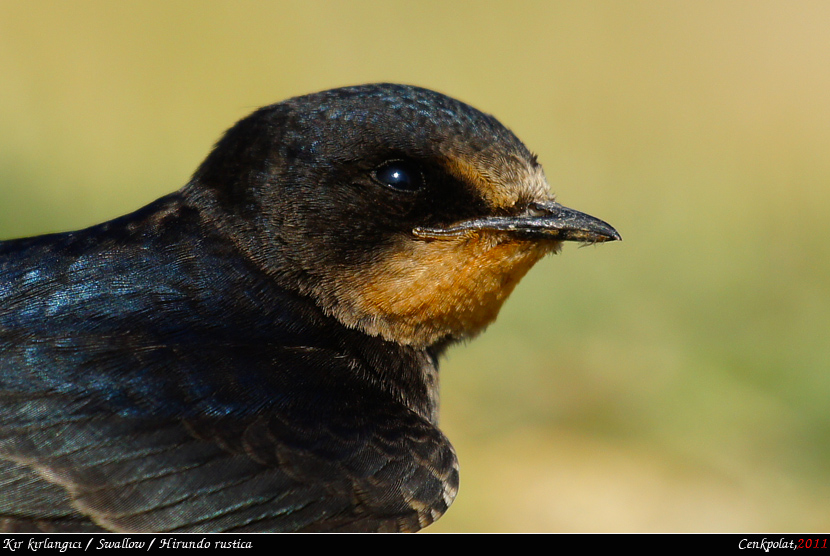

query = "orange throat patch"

[{"left": 329, "top": 232, "right": 560, "bottom": 347}]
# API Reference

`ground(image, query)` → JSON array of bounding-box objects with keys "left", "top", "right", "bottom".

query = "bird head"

[{"left": 188, "top": 84, "right": 619, "bottom": 348}]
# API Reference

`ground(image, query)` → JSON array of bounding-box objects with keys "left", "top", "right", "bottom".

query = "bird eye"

[{"left": 372, "top": 160, "right": 424, "bottom": 193}]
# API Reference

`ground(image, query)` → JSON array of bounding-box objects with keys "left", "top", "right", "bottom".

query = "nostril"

[{"left": 525, "top": 202, "right": 551, "bottom": 218}]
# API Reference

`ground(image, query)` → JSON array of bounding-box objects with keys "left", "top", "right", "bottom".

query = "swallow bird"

[{"left": 0, "top": 84, "right": 619, "bottom": 532}]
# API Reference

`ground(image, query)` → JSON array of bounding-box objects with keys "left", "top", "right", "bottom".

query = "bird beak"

[{"left": 413, "top": 200, "right": 621, "bottom": 243}]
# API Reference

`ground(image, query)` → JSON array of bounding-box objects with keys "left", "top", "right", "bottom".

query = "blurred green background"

[{"left": 2, "top": 1, "right": 829, "bottom": 532}]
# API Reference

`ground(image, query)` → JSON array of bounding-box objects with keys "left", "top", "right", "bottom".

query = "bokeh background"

[{"left": 1, "top": 1, "right": 828, "bottom": 532}]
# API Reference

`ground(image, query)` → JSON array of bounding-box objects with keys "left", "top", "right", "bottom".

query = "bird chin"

[{"left": 318, "top": 231, "right": 557, "bottom": 348}]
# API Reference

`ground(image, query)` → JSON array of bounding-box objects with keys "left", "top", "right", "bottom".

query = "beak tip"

[{"left": 578, "top": 219, "right": 621, "bottom": 244}]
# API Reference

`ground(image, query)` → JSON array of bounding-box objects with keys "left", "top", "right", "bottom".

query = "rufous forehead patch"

[{"left": 440, "top": 151, "right": 552, "bottom": 211}]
